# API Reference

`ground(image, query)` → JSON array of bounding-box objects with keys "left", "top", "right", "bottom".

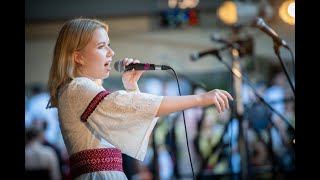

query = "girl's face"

[{"left": 75, "top": 27, "right": 115, "bottom": 80}]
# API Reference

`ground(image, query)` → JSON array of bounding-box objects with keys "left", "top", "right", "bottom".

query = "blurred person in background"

[
  {"left": 46, "top": 17, "right": 233, "bottom": 180},
  {"left": 263, "top": 72, "right": 295, "bottom": 172},
  {"left": 25, "top": 126, "right": 62, "bottom": 180},
  {"left": 26, "top": 84, "right": 69, "bottom": 179},
  {"left": 25, "top": 84, "right": 62, "bottom": 149}
]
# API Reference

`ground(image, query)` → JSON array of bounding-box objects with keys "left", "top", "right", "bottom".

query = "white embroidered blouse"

[{"left": 57, "top": 77, "right": 163, "bottom": 179}]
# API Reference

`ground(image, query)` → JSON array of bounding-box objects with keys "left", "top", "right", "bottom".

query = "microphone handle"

[{"left": 125, "top": 63, "right": 158, "bottom": 71}]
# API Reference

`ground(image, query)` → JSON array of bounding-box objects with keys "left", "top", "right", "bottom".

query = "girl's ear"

[{"left": 73, "top": 51, "right": 84, "bottom": 65}]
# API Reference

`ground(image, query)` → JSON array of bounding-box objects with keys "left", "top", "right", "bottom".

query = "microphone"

[
  {"left": 210, "top": 34, "right": 241, "bottom": 49},
  {"left": 190, "top": 46, "right": 228, "bottom": 61},
  {"left": 211, "top": 33, "right": 231, "bottom": 44},
  {"left": 114, "top": 60, "right": 171, "bottom": 73},
  {"left": 252, "top": 17, "right": 288, "bottom": 48},
  {"left": 211, "top": 33, "right": 254, "bottom": 58}
]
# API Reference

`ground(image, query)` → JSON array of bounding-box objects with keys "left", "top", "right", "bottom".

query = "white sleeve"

[{"left": 86, "top": 90, "right": 163, "bottom": 161}]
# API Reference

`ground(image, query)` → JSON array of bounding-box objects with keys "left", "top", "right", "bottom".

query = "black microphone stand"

[
  {"left": 213, "top": 45, "right": 295, "bottom": 177},
  {"left": 212, "top": 45, "right": 295, "bottom": 134},
  {"left": 218, "top": 46, "right": 294, "bottom": 128},
  {"left": 209, "top": 30, "right": 294, "bottom": 130},
  {"left": 252, "top": 17, "right": 295, "bottom": 96},
  {"left": 273, "top": 42, "right": 295, "bottom": 97}
]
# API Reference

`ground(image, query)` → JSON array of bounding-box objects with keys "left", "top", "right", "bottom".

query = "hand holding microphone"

[
  {"left": 115, "top": 58, "right": 171, "bottom": 92},
  {"left": 118, "top": 58, "right": 145, "bottom": 92}
]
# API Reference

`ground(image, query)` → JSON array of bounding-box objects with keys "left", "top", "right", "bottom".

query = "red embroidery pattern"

[
  {"left": 69, "top": 148, "right": 123, "bottom": 179},
  {"left": 81, "top": 90, "right": 110, "bottom": 122}
]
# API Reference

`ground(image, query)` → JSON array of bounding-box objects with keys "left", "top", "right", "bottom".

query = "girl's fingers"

[
  {"left": 221, "top": 90, "right": 234, "bottom": 101},
  {"left": 217, "top": 91, "right": 229, "bottom": 109},
  {"left": 213, "top": 97, "right": 222, "bottom": 113},
  {"left": 216, "top": 95, "right": 225, "bottom": 112}
]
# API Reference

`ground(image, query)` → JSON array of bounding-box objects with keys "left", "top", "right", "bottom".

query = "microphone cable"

[{"left": 167, "top": 67, "right": 196, "bottom": 180}]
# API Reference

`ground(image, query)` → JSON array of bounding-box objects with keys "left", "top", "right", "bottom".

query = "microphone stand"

[
  {"left": 213, "top": 47, "right": 294, "bottom": 132},
  {"left": 273, "top": 43, "right": 295, "bottom": 97},
  {"left": 228, "top": 48, "right": 250, "bottom": 180},
  {"left": 223, "top": 26, "right": 250, "bottom": 180},
  {"left": 252, "top": 17, "right": 295, "bottom": 96},
  {"left": 213, "top": 46, "right": 295, "bottom": 177},
  {"left": 210, "top": 27, "right": 295, "bottom": 131}
]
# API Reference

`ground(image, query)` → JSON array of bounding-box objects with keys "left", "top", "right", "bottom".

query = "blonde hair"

[{"left": 47, "top": 18, "right": 108, "bottom": 108}]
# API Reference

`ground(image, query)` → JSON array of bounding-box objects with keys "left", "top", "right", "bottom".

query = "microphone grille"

[
  {"left": 190, "top": 53, "right": 199, "bottom": 61},
  {"left": 252, "top": 17, "right": 264, "bottom": 28},
  {"left": 114, "top": 60, "right": 125, "bottom": 73}
]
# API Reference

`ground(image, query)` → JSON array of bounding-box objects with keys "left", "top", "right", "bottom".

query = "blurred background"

[{"left": 25, "top": 0, "right": 295, "bottom": 179}]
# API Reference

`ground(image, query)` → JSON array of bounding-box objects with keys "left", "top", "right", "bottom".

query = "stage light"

[
  {"left": 217, "top": 0, "right": 273, "bottom": 26},
  {"left": 279, "top": 0, "right": 295, "bottom": 25},
  {"left": 217, "top": 1, "right": 238, "bottom": 25}
]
